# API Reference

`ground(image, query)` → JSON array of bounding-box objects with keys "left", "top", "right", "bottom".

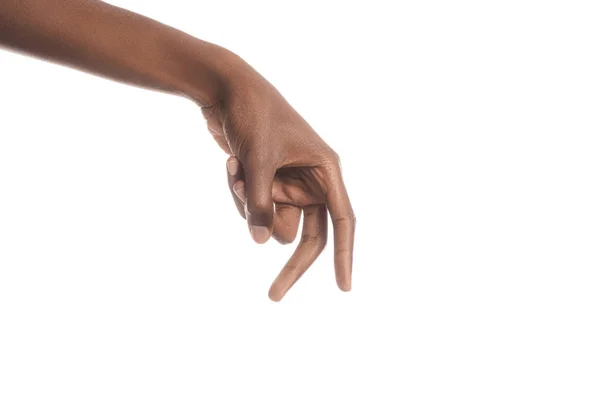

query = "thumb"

[{"left": 243, "top": 160, "right": 276, "bottom": 244}]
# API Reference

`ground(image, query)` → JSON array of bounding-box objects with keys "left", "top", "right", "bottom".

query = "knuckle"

[
  {"left": 326, "top": 150, "right": 341, "bottom": 168},
  {"left": 333, "top": 212, "right": 357, "bottom": 228},
  {"left": 322, "top": 150, "right": 344, "bottom": 179},
  {"left": 247, "top": 191, "right": 272, "bottom": 206},
  {"left": 286, "top": 263, "right": 301, "bottom": 275},
  {"left": 300, "top": 233, "right": 327, "bottom": 249},
  {"left": 329, "top": 149, "right": 341, "bottom": 164},
  {"left": 300, "top": 233, "right": 320, "bottom": 244},
  {"left": 246, "top": 204, "right": 270, "bottom": 218}
]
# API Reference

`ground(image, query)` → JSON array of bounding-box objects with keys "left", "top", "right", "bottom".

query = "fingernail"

[
  {"left": 250, "top": 225, "right": 270, "bottom": 244},
  {"left": 233, "top": 181, "right": 245, "bottom": 201},
  {"left": 226, "top": 159, "right": 238, "bottom": 175}
]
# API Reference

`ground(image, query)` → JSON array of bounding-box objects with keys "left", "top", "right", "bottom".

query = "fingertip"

[
  {"left": 335, "top": 253, "right": 353, "bottom": 291},
  {"left": 274, "top": 236, "right": 293, "bottom": 245},
  {"left": 336, "top": 271, "right": 352, "bottom": 292},
  {"left": 226, "top": 157, "right": 239, "bottom": 176},
  {"left": 250, "top": 225, "right": 270, "bottom": 244},
  {"left": 268, "top": 289, "right": 283, "bottom": 302}
]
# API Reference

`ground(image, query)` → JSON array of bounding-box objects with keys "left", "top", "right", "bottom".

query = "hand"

[
  {"left": 202, "top": 58, "right": 356, "bottom": 301},
  {"left": 0, "top": 0, "right": 353, "bottom": 301}
]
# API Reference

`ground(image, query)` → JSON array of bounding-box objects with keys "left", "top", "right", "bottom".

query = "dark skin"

[{"left": 0, "top": 0, "right": 355, "bottom": 301}]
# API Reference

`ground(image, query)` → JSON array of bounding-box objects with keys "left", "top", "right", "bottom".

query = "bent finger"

[
  {"left": 268, "top": 204, "right": 328, "bottom": 301},
  {"left": 226, "top": 156, "right": 246, "bottom": 219},
  {"left": 243, "top": 159, "right": 277, "bottom": 244},
  {"left": 272, "top": 204, "right": 301, "bottom": 245},
  {"left": 233, "top": 181, "right": 299, "bottom": 245}
]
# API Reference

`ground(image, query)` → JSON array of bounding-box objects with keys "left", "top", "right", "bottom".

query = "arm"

[
  {"left": 0, "top": 0, "right": 229, "bottom": 106},
  {"left": 0, "top": 0, "right": 355, "bottom": 301}
]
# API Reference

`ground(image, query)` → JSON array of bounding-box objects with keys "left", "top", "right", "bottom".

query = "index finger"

[{"left": 325, "top": 162, "right": 356, "bottom": 292}]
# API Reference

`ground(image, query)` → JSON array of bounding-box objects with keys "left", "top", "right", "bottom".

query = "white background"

[{"left": 1, "top": 1, "right": 599, "bottom": 399}]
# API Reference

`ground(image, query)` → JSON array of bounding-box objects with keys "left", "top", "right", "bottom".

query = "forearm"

[{"left": 0, "top": 0, "right": 236, "bottom": 106}]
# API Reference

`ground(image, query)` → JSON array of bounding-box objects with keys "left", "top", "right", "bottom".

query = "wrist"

[{"left": 171, "top": 39, "right": 253, "bottom": 107}]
